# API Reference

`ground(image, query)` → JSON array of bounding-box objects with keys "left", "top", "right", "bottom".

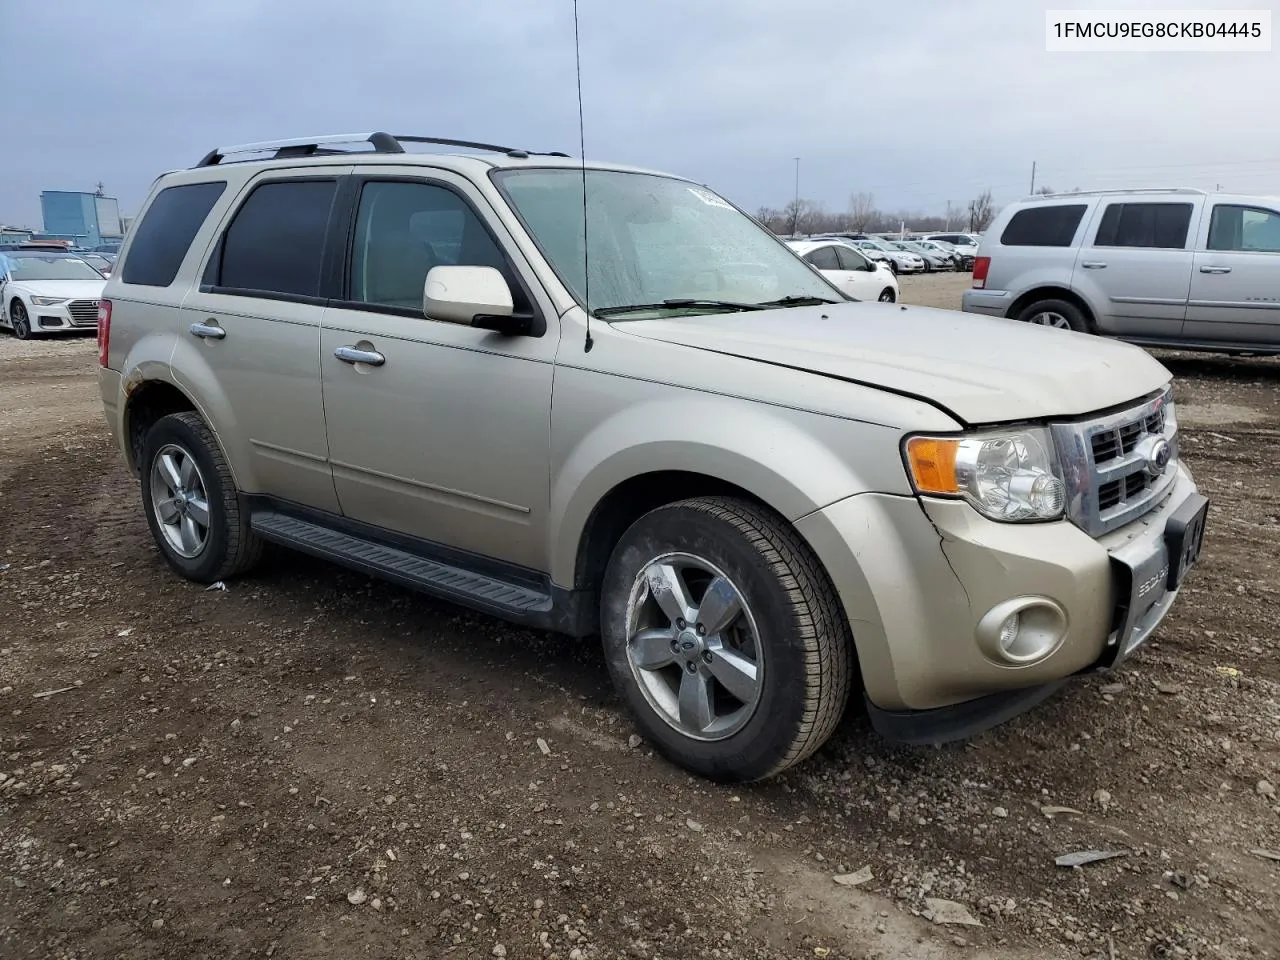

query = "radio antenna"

[{"left": 573, "top": 0, "right": 593, "bottom": 352}]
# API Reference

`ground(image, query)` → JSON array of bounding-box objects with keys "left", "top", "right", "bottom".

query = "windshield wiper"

[
  {"left": 755, "top": 294, "right": 841, "bottom": 307},
  {"left": 593, "top": 298, "right": 767, "bottom": 318}
]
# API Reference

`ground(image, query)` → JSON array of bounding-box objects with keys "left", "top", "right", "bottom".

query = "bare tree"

[
  {"left": 968, "top": 189, "right": 995, "bottom": 232},
  {"left": 783, "top": 198, "right": 824, "bottom": 236},
  {"left": 1034, "top": 185, "right": 1055, "bottom": 195},
  {"left": 847, "top": 192, "right": 876, "bottom": 232}
]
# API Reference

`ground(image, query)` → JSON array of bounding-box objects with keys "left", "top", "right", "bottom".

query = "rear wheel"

[
  {"left": 878, "top": 288, "right": 896, "bottom": 302},
  {"left": 600, "top": 496, "right": 854, "bottom": 782},
  {"left": 140, "top": 411, "right": 263, "bottom": 583},
  {"left": 10, "top": 301, "right": 33, "bottom": 340},
  {"left": 1014, "top": 298, "right": 1090, "bottom": 333}
]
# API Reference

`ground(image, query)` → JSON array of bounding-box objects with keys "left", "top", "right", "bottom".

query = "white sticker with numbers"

[{"left": 687, "top": 187, "right": 735, "bottom": 210}]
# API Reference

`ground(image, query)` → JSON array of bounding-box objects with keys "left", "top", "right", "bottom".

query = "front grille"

[
  {"left": 68, "top": 300, "right": 99, "bottom": 326},
  {"left": 1050, "top": 388, "right": 1178, "bottom": 537}
]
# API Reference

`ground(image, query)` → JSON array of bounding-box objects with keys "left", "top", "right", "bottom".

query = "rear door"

[
  {"left": 1071, "top": 198, "right": 1200, "bottom": 339},
  {"left": 176, "top": 170, "right": 350, "bottom": 513},
  {"left": 1185, "top": 201, "right": 1280, "bottom": 346}
]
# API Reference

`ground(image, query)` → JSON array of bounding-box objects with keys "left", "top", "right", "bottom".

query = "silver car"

[{"left": 963, "top": 188, "right": 1280, "bottom": 354}]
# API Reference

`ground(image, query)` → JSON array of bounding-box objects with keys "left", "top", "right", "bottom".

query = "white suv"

[{"left": 963, "top": 188, "right": 1280, "bottom": 354}]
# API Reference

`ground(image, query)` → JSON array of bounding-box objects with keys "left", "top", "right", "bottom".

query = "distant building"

[
  {"left": 39, "top": 190, "right": 124, "bottom": 249},
  {"left": 0, "top": 226, "right": 35, "bottom": 248}
]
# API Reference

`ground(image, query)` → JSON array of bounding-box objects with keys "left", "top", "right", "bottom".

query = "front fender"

[{"left": 548, "top": 389, "right": 910, "bottom": 587}]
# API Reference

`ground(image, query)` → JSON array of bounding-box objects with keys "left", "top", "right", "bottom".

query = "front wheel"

[
  {"left": 600, "top": 496, "right": 854, "bottom": 782},
  {"left": 139, "top": 411, "right": 263, "bottom": 583},
  {"left": 10, "top": 300, "right": 33, "bottom": 340},
  {"left": 1014, "top": 298, "right": 1090, "bottom": 333},
  {"left": 878, "top": 288, "right": 896, "bottom": 302}
]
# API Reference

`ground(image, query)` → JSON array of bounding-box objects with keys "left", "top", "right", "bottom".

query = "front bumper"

[
  {"left": 795, "top": 462, "right": 1204, "bottom": 738},
  {"left": 21, "top": 299, "right": 100, "bottom": 332}
]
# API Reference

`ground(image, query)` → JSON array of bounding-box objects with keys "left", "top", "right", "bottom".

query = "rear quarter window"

[
  {"left": 999, "top": 204, "right": 1088, "bottom": 247},
  {"left": 121, "top": 181, "right": 227, "bottom": 287}
]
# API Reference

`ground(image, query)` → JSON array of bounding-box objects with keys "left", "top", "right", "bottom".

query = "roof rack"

[
  {"left": 195, "top": 132, "right": 570, "bottom": 168},
  {"left": 1025, "top": 187, "right": 1207, "bottom": 199}
]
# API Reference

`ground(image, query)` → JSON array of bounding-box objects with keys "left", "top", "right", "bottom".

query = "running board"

[{"left": 249, "top": 511, "right": 553, "bottom": 620}]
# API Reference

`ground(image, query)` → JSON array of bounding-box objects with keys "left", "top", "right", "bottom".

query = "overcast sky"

[{"left": 2, "top": 0, "right": 1277, "bottom": 228}]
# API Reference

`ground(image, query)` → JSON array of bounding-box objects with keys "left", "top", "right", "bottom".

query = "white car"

[
  {"left": 0, "top": 250, "right": 106, "bottom": 339},
  {"left": 787, "top": 239, "right": 900, "bottom": 302},
  {"left": 848, "top": 238, "right": 925, "bottom": 274},
  {"left": 923, "top": 233, "right": 981, "bottom": 261}
]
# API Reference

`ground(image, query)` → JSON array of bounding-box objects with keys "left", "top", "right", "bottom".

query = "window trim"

[
  {"left": 325, "top": 174, "right": 546, "bottom": 337},
  {"left": 1091, "top": 200, "right": 1194, "bottom": 250},
  {"left": 198, "top": 174, "right": 343, "bottom": 307},
  {"left": 1207, "top": 202, "right": 1280, "bottom": 254}
]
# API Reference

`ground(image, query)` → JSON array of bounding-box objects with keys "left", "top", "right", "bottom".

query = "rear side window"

[
  {"left": 214, "top": 179, "right": 338, "bottom": 298},
  {"left": 999, "top": 204, "right": 1088, "bottom": 247},
  {"left": 121, "top": 181, "right": 226, "bottom": 287},
  {"left": 805, "top": 246, "right": 840, "bottom": 270},
  {"left": 1093, "top": 202, "right": 1193, "bottom": 249}
]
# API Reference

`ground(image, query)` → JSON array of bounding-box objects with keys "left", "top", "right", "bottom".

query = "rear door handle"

[
  {"left": 189, "top": 320, "right": 226, "bottom": 340},
  {"left": 1080, "top": 261, "right": 1107, "bottom": 269},
  {"left": 334, "top": 345, "right": 386, "bottom": 367},
  {"left": 1199, "top": 265, "right": 1232, "bottom": 274}
]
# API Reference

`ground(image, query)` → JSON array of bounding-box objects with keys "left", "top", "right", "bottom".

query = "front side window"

[
  {"left": 835, "top": 245, "right": 871, "bottom": 271},
  {"left": 348, "top": 180, "right": 512, "bottom": 311},
  {"left": 1000, "top": 205, "right": 1088, "bottom": 247},
  {"left": 122, "top": 180, "right": 227, "bottom": 287},
  {"left": 1093, "top": 202, "right": 1193, "bottom": 249},
  {"left": 215, "top": 179, "right": 337, "bottom": 298},
  {"left": 492, "top": 168, "right": 839, "bottom": 317},
  {"left": 1207, "top": 204, "right": 1280, "bottom": 253}
]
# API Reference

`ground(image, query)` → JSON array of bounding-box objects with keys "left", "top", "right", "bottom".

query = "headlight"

[
  {"left": 30, "top": 296, "right": 69, "bottom": 306},
  {"left": 904, "top": 428, "right": 1066, "bottom": 522}
]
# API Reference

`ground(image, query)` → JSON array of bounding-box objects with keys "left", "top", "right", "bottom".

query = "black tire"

[
  {"left": 888, "top": 260, "right": 899, "bottom": 275},
  {"left": 878, "top": 288, "right": 896, "bottom": 303},
  {"left": 600, "top": 496, "right": 854, "bottom": 782},
  {"left": 139, "top": 411, "right": 263, "bottom": 583},
  {"left": 10, "top": 300, "right": 33, "bottom": 340},
  {"left": 1013, "top": 298, "right": 1091, "bottom": 333}
]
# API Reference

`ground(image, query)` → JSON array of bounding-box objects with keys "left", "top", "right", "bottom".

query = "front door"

[
  {"left": 177, "top": 171, "right": 349, "bottom": 513},
  {"left": 1070, "top": 199, "right": 1200, "bottom": 339},
  {"left": 833, "top": 243, "right": 885, "bottom": 300},
  {"left": 1185, "top": 201, "right": 1280, "bottom": 346},
  {"left": 319, "top": 170, "right": 558, "bottom": 572}
]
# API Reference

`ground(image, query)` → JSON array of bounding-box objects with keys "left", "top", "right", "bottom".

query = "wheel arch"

[
  {"left": 1006, "top": 286, "right": 1097, "bottom": 331},
  {"left": 122, "top": 378, "right": 200, "bottom": 474}
]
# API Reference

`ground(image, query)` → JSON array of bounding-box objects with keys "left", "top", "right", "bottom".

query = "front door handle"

[
  {"left": 1199, "top": 265, "right": 1232, "bottom": 274},
  {"left": 1080, "top": 261, "right": 1107, "bottom": 269},
  {"left": 189, "top": 320, "right": 226, "bottom": 340},
  {"left": 334, "top": 345, "right": 386, "bottom": 367}
]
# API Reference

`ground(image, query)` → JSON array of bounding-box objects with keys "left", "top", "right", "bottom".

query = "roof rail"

[
  {"left": 194, "top": 132, "right": 570, "bottom": 167},
  {"left": 1025, "top": 187, "right": 1208, "bottom": 199}
]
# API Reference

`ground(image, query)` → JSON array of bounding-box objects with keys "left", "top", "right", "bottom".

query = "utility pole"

[
  {"left": 1029, "top": 161, "right": 1037, "bottom": 195},
  {"left": 790, "top": 157, "right": 801, "bottom": 235}
]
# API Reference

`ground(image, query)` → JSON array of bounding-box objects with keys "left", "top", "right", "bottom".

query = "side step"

[{"left": 249, "top": 511, "right": 553, "bottom": 620}]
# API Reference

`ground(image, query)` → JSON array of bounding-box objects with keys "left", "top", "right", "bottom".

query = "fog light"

[{"left": 976, "top": 597, "right": 1068, "bottom": 665}]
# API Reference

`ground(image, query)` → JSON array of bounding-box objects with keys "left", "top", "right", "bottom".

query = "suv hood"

[{"left": 619, "top": 302, "right": 1170, "bottom": 425}]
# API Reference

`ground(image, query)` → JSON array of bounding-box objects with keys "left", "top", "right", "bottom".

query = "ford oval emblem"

[{"left": 1146, "top": 438, "right": 1172, "bottom": 477}]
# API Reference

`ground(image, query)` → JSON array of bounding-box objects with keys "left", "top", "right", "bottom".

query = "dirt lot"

[{"left": 1, "top": 273, "right": 1277, "bottom": 960}]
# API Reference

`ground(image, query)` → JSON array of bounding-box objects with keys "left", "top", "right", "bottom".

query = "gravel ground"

[{"left": 1, "top": 284, "right": 1277, "bottom": 960}]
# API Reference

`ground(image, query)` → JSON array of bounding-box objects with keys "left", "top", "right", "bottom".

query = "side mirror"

[{"left": 423, "top": 265, "right": 529, "bottom": 335}]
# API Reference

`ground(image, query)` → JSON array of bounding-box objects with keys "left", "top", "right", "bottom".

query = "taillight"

[
  {"left": 972, "top": 256, "right": 991, "bottom": 289},
  {"left": 97, "top": 299, "right": 112, "bottom": 368}
]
